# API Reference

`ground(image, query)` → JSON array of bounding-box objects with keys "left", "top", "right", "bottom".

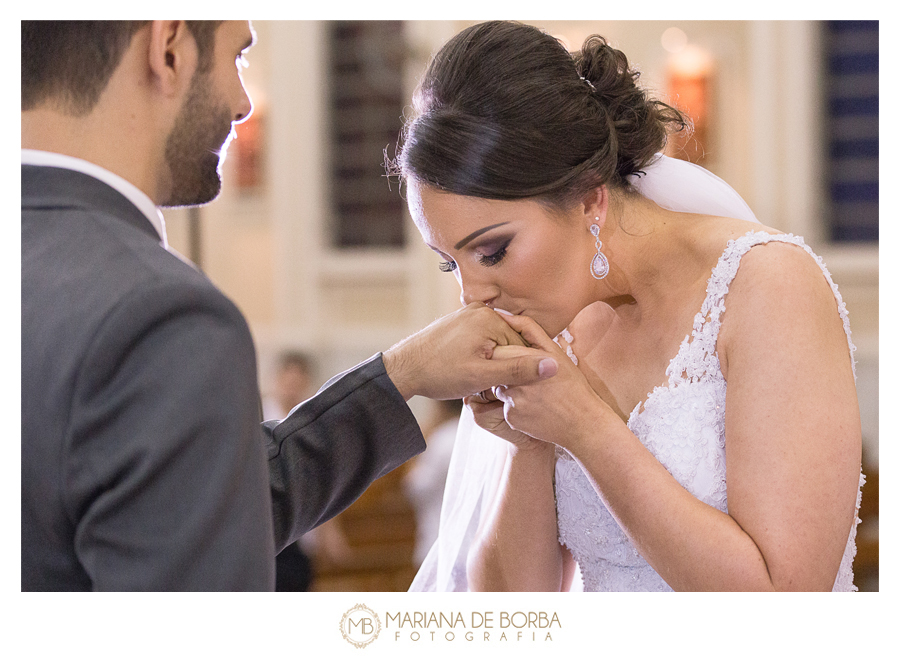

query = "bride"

[{"left": 393, "top": 21, "right": 864, "bottom": 591}]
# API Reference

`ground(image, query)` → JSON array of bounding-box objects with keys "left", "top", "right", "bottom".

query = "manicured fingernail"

[
  {"left": 493, "top": 308, "right": 513, "bottom": 316},
  {"left": 538, "top": 358, "right": 558, "bottom": 378}
]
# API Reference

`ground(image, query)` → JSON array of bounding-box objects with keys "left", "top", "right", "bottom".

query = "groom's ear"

[
  {"left": 147, "top": 21, "right": 199, "bottom": 100},
  {"left": 581, "top": 185, "right": 609, "bottom": 230}
]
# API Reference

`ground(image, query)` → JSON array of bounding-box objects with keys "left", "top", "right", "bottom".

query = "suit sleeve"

[
  {"left": 66, "top": 281, "right": 275, "bottom": 591},
  {"left": 264, "top": 354, "right": 426, "bottom": 552}
]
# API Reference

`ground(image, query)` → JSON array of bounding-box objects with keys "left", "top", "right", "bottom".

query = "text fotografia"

[{"left": 386, "top": 611, "right": 561, "bottom": 642}]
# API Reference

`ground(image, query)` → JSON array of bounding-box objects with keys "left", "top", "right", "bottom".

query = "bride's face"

[{"left": 407, "top": 179, "right": 597, "bottom": 338}]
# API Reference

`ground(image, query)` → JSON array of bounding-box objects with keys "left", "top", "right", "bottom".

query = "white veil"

[{"left": 409, "top": 154, "right": 760, "bottom": 591}]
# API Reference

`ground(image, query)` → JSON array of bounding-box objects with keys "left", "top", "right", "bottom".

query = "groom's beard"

[{"left": 160, "top": 71, "right": 235, "bottom": 208}]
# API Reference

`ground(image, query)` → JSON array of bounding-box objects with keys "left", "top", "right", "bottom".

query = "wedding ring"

[{"left": 473, "top": 388, "right": 498, "bottom": 403}]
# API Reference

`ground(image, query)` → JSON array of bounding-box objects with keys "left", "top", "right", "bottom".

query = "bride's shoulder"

[
  {"left": 699, "top": 217, "right": 781, "bottom": 250},
  {"left": 716, "top": 223, "right": 824, "bottom": 282},
  {"left": 717, "top": 231, "right": 844, "bottom": 355},
  {"left": 698, "top": 219, "right": 821, "bottom": 277}
]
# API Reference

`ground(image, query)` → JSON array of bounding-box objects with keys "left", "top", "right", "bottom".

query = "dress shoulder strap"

[{"left": 696, "top": 230, "right": 857, "bottom": 379}]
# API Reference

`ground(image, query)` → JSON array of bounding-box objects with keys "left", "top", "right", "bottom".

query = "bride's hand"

[
  {"left": 465, "top": 393, "right": 546, "bottom": 451},
  {"left": 489, "top": 314, "right": 618, "bottom": 453},
  {"left": 464, "top": 360, "right": 548, "bottom": 452}
]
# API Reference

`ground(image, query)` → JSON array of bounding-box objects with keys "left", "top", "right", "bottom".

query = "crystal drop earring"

[{"left": 589, "top": 221, "right": 609, "bottom": 280}]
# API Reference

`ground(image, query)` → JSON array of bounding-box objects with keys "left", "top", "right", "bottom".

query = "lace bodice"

[{"left": 554, "top": 231, "right": 864, "bottom": 592}]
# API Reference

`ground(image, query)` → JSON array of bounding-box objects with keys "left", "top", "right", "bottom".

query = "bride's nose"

[{"left": 460, "top": 277, "right": 500, "bottom": 308}]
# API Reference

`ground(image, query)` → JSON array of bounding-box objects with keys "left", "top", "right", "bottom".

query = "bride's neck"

[{"left": 597, "top": 196, "right": 710, "bottom": 315}]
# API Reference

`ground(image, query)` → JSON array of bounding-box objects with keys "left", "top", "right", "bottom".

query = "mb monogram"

[{"left": 340, "top": 604, "right": 382, "bottom": 648}]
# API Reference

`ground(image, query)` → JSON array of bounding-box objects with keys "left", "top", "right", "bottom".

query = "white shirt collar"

[{"left": 22, "top": 149, "right": 169, "bottom": 249}]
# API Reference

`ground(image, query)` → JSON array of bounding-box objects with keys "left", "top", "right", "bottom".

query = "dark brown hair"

[
  {"left": 391, "top": 21, "right": 687, "bottom": 210},
  {"left": 22, "top": 21, "right": 223, "bottom": 116}
]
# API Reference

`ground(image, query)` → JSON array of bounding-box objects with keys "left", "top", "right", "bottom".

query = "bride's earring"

[{"left": 590, "top": 221, "right": 609, "bottom": 280}]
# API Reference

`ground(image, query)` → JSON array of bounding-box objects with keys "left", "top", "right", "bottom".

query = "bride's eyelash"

[
  {"left": 477, "top": 243, "right": 508, "bottom": 267},
  {"left": 437, "top": 241, "right": 509, "bottom": 273}
]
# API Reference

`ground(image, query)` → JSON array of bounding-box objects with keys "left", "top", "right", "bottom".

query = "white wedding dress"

[
  {"left": 554, "top": 230, "right": 863, "bottom": 591},
  {"left": 409, "top": 156, "right": 864, "bottom": 592}
]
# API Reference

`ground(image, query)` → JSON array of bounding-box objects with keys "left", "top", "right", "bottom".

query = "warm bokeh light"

[
  {"left": 660, "top": 26, "right": 688, "bottom": 53},
  {"left": 668, "top": 43, "right": 714, "bottom": 78},
  {"left": 665, "top": 43, "right": 714, "bottom": 164}
]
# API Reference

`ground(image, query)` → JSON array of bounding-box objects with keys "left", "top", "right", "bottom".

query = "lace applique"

[
  {"left": 554, "top": 328, "right": 578, "bottom": 366},
  {"left": 554, "top": 231, "right": 862, "bottom": 591}
]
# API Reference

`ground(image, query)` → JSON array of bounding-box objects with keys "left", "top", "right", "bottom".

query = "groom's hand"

[{"left": 382, "top": 303, "right": 558, "bottom": 401}]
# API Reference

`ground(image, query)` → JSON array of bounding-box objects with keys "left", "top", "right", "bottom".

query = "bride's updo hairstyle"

[{"left": 393, "top": 21, "right": 687, "bottom": 211}]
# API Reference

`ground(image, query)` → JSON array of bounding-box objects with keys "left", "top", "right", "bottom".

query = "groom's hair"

[{"left": 22, "top": 21, "right": 223, "bottom": 117}]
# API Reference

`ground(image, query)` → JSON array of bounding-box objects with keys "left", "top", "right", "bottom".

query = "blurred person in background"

[
  {"left": 262, "top": 351, "right": 355, "bottom": 590},
  {"left": 262, "top": 351, "right": 315, "bottom": 591},
  {"left": 262, "top": 351, "right": 315, "bottom": 422}
]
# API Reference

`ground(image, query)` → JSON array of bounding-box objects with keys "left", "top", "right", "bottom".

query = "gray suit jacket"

[{"left": 21, "top": 165, "right": 425, "bottom": 591}]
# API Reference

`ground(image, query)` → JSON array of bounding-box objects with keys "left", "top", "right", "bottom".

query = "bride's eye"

[
  {"left": 476, "top": 242, "right": 509, "bottom": 267},
  {"left": 439, "top": 259, "right": 457, "bottom": 273}
]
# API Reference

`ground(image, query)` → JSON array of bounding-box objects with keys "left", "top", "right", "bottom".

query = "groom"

[{"left": 21, "top": 20, "right": 556, "bottom": 591}]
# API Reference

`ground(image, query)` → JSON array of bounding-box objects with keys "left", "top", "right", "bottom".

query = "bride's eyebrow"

[{"left": 454, "top": 222, "right": 509, "bottom": 250}]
